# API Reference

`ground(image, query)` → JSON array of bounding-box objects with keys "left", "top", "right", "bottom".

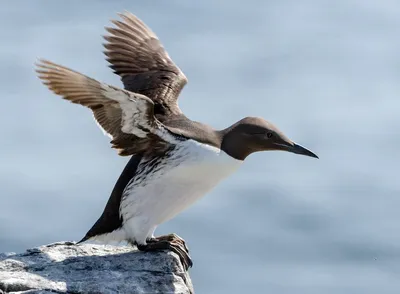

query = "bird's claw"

[{"left": 139, "top": 233, "right": 192, "bottom": 270}]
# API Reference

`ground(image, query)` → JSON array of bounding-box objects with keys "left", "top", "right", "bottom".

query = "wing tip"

[
  {"left": 119, "top": 10, "right": 134, "bottom": 19},
  {"left": 34, "top": 59, "right": 65, "bottom": 76},
  {"left": 35, "top": 59, "right": 53, "bottom": 82},
  {"left": 34, "top": 58, "right": 51, "bottom": 70}
]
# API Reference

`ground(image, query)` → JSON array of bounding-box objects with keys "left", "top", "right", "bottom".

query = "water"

[{"left": 1, "top": 1, "right": 400, "bottom": 293}]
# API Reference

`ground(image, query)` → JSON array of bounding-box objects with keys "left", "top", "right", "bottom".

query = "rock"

[{"left": 0, "top": 241, "right": 193, "bottom": 294}]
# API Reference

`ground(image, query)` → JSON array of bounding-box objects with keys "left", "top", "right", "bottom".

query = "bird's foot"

[
  {"left": 151, "top": 233, "right": 190, "bottom": 254},
  {"left": 137, "top": 234, "right": 192, "bottom": 270}
]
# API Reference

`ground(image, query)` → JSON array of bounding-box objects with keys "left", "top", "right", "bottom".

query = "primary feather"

[{"left": 36, "top": 59, "right": 179, "bottom": 156}]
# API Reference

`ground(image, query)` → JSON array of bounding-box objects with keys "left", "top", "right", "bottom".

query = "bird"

[{"left": 36, "top": 11, "right": 318, "bottom": 270}]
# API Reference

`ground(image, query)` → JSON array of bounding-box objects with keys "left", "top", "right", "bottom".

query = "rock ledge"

[{"left": 0, "top": 241, "right": 193, "bottom": 294}]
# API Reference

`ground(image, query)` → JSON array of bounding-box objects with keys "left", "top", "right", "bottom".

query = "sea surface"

[{"left": 1, "top": 1, "right": 400, "bottom": 293}]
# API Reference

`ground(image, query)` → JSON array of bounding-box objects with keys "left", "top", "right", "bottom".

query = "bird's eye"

[{"left": 267, "top": 132, "right": 273, "bottom": 138}]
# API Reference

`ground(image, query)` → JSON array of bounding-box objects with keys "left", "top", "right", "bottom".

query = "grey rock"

[{"left": 0, "top": 241, "right": 193, "bottom": 294}]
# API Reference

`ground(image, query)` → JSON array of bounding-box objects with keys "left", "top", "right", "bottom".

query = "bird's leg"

[{"left": 137, "top": 236, "right": 193, "bottom": 270}]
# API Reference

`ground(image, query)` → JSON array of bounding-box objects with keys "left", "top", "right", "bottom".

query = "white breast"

[{"left": 120, "top": 139, "right": 242, "bottom": 245}]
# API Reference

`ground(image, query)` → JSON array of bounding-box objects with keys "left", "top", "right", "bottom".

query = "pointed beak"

[
  {"left": 290, "top": 143, "right": 319, "bottom": 158},
  {"left": 273, "top": 141, "right": 319, "bottom": 158}
]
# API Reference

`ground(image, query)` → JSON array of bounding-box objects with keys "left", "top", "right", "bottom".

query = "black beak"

[{"left": 290, "top": 143, "right": 319, "bottom": 158}]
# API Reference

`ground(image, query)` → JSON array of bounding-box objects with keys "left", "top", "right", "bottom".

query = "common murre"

[{"left": 36, "top": 11, "right": 318, "bottom": 270}]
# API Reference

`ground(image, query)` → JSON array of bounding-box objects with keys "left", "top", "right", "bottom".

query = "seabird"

[{"left": 36, "top": 11, "right": 318, "bottom": 270}]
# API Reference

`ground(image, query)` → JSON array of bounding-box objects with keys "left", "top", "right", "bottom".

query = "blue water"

[{"left": 1, "top": 1, "right": 400, "bottom": 293}]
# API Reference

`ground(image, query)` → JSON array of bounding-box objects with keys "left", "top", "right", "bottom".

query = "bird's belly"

[
  {"left": 151, "top": 162, "right": 232, "bottom": 224},
  {"left": 120, "top": 140, "right": 242, "bottom": 243}
]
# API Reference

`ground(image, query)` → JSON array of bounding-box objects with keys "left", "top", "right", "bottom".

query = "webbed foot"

[{"left": 137, "top": 233, "right": 192, "bottom": 270}]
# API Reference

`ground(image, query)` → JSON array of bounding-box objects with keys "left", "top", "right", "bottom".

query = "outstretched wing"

[
  {"left": 104, "top": 11, "right": 187, "bottom": 119},
  {"left": 36, "top": 59, "right": 180, "bottom": 156}
]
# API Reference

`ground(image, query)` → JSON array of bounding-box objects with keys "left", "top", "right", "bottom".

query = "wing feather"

[
  {"left": 104, "top": 12, "right": 187, "bottom": 119},
  {"left": 36, "top": 59, "right": 179, "bottom": 156}
]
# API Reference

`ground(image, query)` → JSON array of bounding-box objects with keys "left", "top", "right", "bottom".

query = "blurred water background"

[{"left": 1, "top": 1, "right": 400, "bottom": 293}]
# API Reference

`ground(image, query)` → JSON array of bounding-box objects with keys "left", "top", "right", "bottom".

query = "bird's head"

[{"left": 221, "top": 117, "right": 318, "bottom": 160}]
